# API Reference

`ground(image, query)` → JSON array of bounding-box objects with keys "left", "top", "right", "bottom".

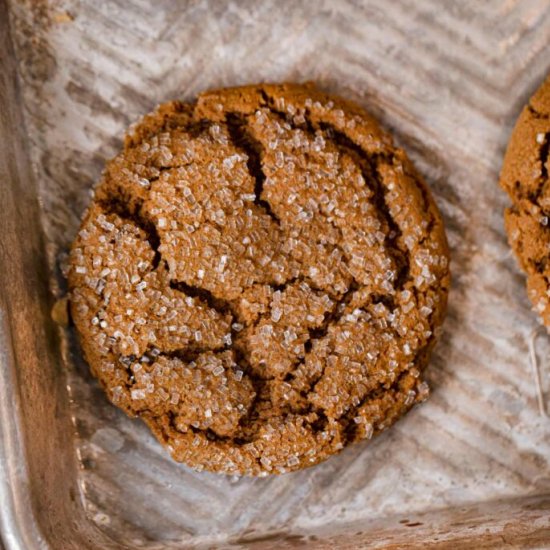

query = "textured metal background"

[{"left": 3, "top": 0, "right": 550, "bottom": 547}]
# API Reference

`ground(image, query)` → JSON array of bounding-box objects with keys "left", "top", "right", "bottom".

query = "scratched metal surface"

[{"left": 5, "top": 0, "right": 550, "bottom": 547}]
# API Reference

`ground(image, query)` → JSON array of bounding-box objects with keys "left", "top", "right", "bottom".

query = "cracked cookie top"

[
  {"left": 68, "top": 83, "right": 450, "bottom": 475},
  {"left": 500, "top": 75, "right": 550, "bottom": 329}
]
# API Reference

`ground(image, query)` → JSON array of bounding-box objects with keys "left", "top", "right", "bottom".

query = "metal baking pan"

[{"left": 1, "top": 0, "right": 549, "bottom": 548}]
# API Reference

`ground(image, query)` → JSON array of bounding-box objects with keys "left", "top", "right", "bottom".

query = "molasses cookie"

[
  {"left": 68, "top": 83, "right": 450, "bottom": 475},
  {"left": 500, "top": 75, "right": 550, "bottom": 329}
]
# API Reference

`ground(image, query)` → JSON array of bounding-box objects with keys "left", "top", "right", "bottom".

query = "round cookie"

[
  {"left": 68, "top": 83, "right": 450, "bottom": 475},
  {"left": 500, "top": 75, "right": 550, "bottom": 329}
]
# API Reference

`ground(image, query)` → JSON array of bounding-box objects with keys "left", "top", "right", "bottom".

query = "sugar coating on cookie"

[
  {"left": 500, "top": 75, "right": 550, "bottom": 329},
  {"left": 68, "top": 83, "right": 450, "bottom": 475}
]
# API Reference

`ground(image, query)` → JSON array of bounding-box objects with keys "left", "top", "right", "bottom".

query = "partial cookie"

[
  {"left": 68, "top": 83, "right": 450, "bottom": 475},
  {"left": 500, "top": 75, "right": 550, "bottom": 328}
]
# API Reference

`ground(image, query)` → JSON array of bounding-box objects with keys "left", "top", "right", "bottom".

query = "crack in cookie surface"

[
  {"left": 225, "top": 112, "right": 280, "bottom": 224},
  {"left": 68, "top": 83, "right": 450, "bottom": 475}
]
